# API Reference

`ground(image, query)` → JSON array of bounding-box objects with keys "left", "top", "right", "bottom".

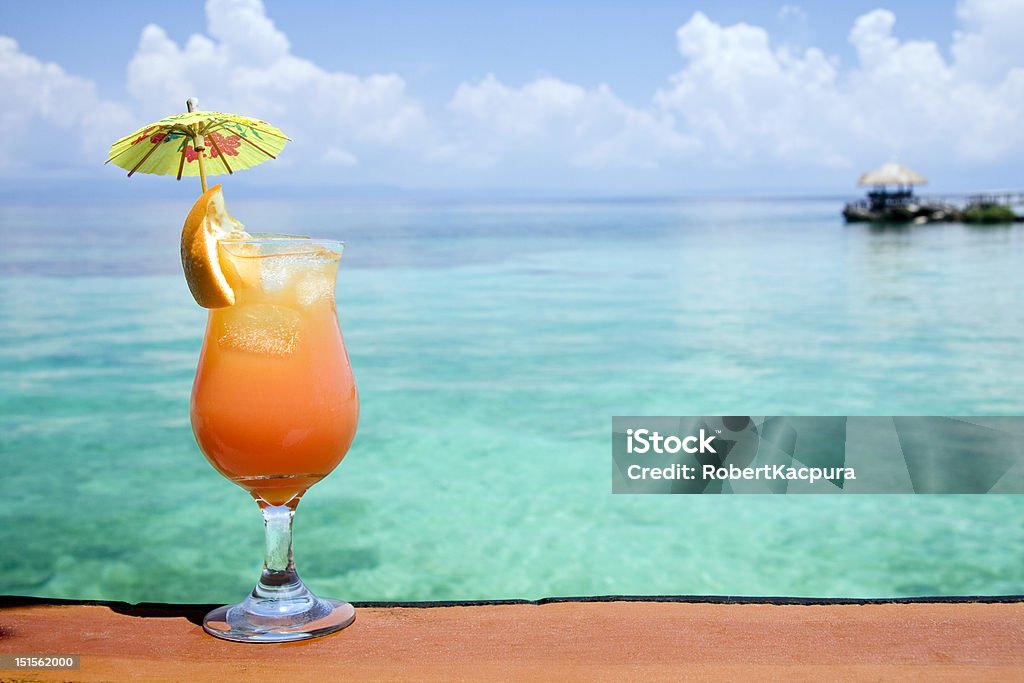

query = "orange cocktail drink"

[
  {"left": 190, "top": 237, "right": 358, "bottom": 506},
  {"left": 107, "top": 89, "right": 363, "bottom": 642}
]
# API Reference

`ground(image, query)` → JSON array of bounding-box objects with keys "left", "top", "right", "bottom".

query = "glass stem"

[{"left": 254, "top": 502, "right": 306, "bottom": 600}]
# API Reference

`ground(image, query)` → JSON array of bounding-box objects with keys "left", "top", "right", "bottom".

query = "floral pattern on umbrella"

[{"left": 106, "top": 107, "right": 289, "bottom": 192}]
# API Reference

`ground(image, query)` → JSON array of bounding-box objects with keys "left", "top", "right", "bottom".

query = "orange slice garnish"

[{"left": 180, "top": 184, "right": 249, "bottom": 308}]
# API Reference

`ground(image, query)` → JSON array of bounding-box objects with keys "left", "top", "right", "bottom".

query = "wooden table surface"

[{"left": 1, "top": 597, "right": 1022, "bottom": 681}]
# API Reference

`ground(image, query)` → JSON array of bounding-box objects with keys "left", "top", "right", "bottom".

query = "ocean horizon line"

[{"left": 0, "top": 182, "right": 1000, "bottom": 207}]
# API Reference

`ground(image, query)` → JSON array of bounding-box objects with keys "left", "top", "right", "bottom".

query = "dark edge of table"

[{"left": 3, "top": 593, "right": 1023, "bottom": 613}]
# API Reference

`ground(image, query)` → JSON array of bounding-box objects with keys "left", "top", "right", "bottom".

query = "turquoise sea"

[{"left": 2, "top": 196, "right": 1023, "bottom": 603}]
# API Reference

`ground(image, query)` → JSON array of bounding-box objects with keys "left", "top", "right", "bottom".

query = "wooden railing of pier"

[
  {"left": 845, "top": 190, "right": 1024, "bottom": 211},
  {"left": 965, "top": 191, "right": 1024, "bottom": 207}
]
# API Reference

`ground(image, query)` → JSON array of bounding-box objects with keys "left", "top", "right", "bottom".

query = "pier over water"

[{"left": 843, "top": 162, "right": 1023, "bottom": 224}]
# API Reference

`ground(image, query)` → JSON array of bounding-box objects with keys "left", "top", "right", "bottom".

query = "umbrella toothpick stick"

[
  {"left": 195, "top": 136, "right": 208, "bottom": 193},
  {"left": 186, "top": 98, "right": 208, "bottom": 193}
]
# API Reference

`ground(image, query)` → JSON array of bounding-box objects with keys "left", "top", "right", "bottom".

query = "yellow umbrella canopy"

[
  {"left": 857, "top": 162, "right": 928, "bottom": 187},
  {"left": 106, "top": 99, "right": 289, "bottom": 192}
]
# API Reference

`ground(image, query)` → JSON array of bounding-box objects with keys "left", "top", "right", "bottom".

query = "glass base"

[{"left": 203, "top": 596, "right": 355, "bottom": 643}]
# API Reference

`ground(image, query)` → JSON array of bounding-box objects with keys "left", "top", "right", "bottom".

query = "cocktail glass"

[{"left": 190, "top": 236, "right": 358, "bottom": 643}]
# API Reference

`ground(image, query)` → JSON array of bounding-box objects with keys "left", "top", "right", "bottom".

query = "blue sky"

[{"left": 1, "top": 0, "right": 1022, "bottom": 196}]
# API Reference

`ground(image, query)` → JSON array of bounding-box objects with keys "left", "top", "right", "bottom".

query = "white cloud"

[
  {"left": 206, "top": 0, "right": 290, "bottom": 67},
  {"left": 447, "top": 74, "right": 696, "bottom": 170},
  {"left": 446, "top": 2, "right": 1024, "bottom": 180},
  {"left": 125, "top": 0, "right": 433, "bottom": 178},
  {"left": 952, "top": 0, "right": 1024, "bottom": 83},
  {"left": 655, "top": 12, "right": 847, "bottom": 167},
  {"left": 0, "top": 36, "right": 132, "bottom": 173},
  {"left": 654, "top": 3, "right": 1024, "bottom": 172}
]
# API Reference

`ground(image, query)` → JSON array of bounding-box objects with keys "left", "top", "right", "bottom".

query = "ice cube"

[
  {"left": 296, "top": 270, "right": 333, "bottom": 307},
  {"left": 260, "top": 255, "right": 294, "bottom": 293},
  {"left": 218, "top": 304, "right": 301, "bottom": 356}
]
